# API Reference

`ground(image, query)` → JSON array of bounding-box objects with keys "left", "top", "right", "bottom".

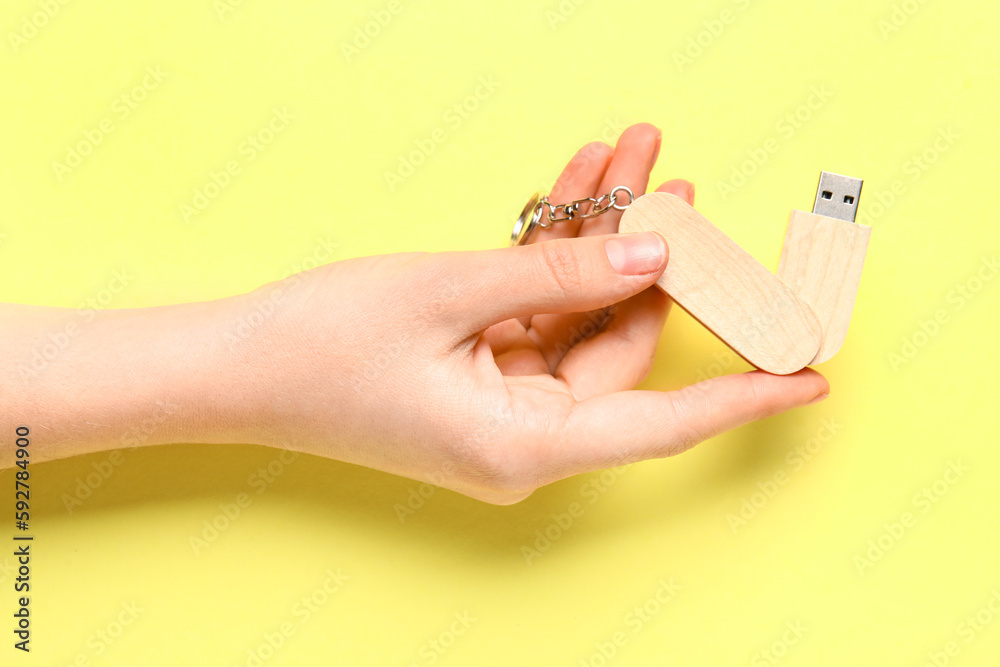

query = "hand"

[{"left": 238, "top": 123, "right": 829, "bottom": 504}]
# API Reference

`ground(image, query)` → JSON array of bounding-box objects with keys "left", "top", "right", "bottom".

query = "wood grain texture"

[
  {"left": 777, "top": 210, "right": 871, "bottom": 364},
  {"left": 619, "top": 193, "right": 822, "bottom": 375}
]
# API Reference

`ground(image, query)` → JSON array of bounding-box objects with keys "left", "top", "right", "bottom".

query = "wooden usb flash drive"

[
  {"left": 777, "top": 174, "right": 871, "bottom": 364},
  {"left": 619, "top": 172, "right": 869, "bottom": 375}
]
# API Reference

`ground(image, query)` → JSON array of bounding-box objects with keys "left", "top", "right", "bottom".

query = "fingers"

[
  {"left": 515, "top": 140, "right": 611, "bottom": 330},
  {"left": 656, "top": 178, "right": 695, "bottom": 205},
  {"left": 554, "top": 286, "right": 671, "bottom": 400},
  {"left": 443, "top": 232, "right": 668, "bottom": 335},
  {"left": 518, "top": 178, "right": 696, "bottom": 369},
  {"left": 541, "top": 369, "right": 829, "bottom": 478},
  {"left": 483, "top": 319, "right": 550, "bottom": 376},
  {"left": 578, "top": 123, "right": 661, "bottom": 237},
  {"left": 546, "top": 178, "right": 694, "bottom": 393},
  {"left": 531, "top": 141, "right": 613, "bottom": 243}
]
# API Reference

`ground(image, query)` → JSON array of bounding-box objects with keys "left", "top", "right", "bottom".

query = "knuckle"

[
  {"left": 662, "top": 389, "right": 712, "bottom": 455},
  {"left": 538, "top": 241, "right": 586, "bottom": 297},
  {"left": 737, "top": 373, "right": 769, "bottom": 422}
]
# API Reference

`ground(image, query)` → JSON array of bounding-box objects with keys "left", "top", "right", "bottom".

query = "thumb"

[{"left": 445, "top": 232, "right": 668, "bottom": 334}]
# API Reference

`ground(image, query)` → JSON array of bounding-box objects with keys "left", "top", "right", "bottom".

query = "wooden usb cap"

[{"left": 620, "top": 192, "right": 822, "bottom": 375}]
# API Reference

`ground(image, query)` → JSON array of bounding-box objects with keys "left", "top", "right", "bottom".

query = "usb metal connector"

[{"left": 812, "top": 171, "right": 864, "bottom": 222}]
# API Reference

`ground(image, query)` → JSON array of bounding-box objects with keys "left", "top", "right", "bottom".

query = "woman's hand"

[{"left": 237, "top": 123, "right": 829, "bottom": 504}]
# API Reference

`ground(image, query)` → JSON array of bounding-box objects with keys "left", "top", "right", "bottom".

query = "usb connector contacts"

[{"left": 812, "top": 171, "right": 864, "bottom": 222}]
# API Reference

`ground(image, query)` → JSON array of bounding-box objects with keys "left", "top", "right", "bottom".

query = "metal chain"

[{"left": 536, "top": 186, "right": 635, "bottom": 229}]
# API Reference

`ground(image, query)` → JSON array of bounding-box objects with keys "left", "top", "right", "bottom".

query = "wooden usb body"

[
  {"left": 619, "top": 192, "right": 869, "bottom": 375},
  {"left": 777, "top": 210, "right": 871, "bottom": 364}
]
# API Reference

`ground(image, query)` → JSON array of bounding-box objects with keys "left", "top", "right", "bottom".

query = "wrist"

[{"left": 2, "top": 296, "right": 267, "bottom": 464}]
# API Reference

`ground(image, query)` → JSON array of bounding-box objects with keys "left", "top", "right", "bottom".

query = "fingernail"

[
  {"left": 606, "top": 232, "right": 667, "bottom": 275},
  {"left": 651, "top": 132, "right": 662, "bottom": 165},
  {"left": 805, "top": 392, "right": 829, "bottom": 406},
  {"left": 686, "top": 182, "right": 695, "bottom": 205}
]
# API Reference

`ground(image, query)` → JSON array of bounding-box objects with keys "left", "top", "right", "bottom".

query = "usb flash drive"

[
  {"left": 776, "top": 172, "right": 870, "bottom": 364},
  {"left": 618, "top": 171, "right": 870, "bottom": 375},
  {"left": 619, "top": 193, "right": 823, "bottom": 375}
]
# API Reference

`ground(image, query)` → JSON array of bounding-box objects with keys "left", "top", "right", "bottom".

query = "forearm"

[{"left": 0, "top": 297, "right": 263, "bottom": 466}]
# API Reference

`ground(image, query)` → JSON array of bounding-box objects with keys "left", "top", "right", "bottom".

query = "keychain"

[{"left": 510, "top": 186, "right": 635, "bottom": 246}]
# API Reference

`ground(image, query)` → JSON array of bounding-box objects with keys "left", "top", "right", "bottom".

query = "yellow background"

[{"left": 1, "top": 0, "right": 998, "bottom": 665}]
